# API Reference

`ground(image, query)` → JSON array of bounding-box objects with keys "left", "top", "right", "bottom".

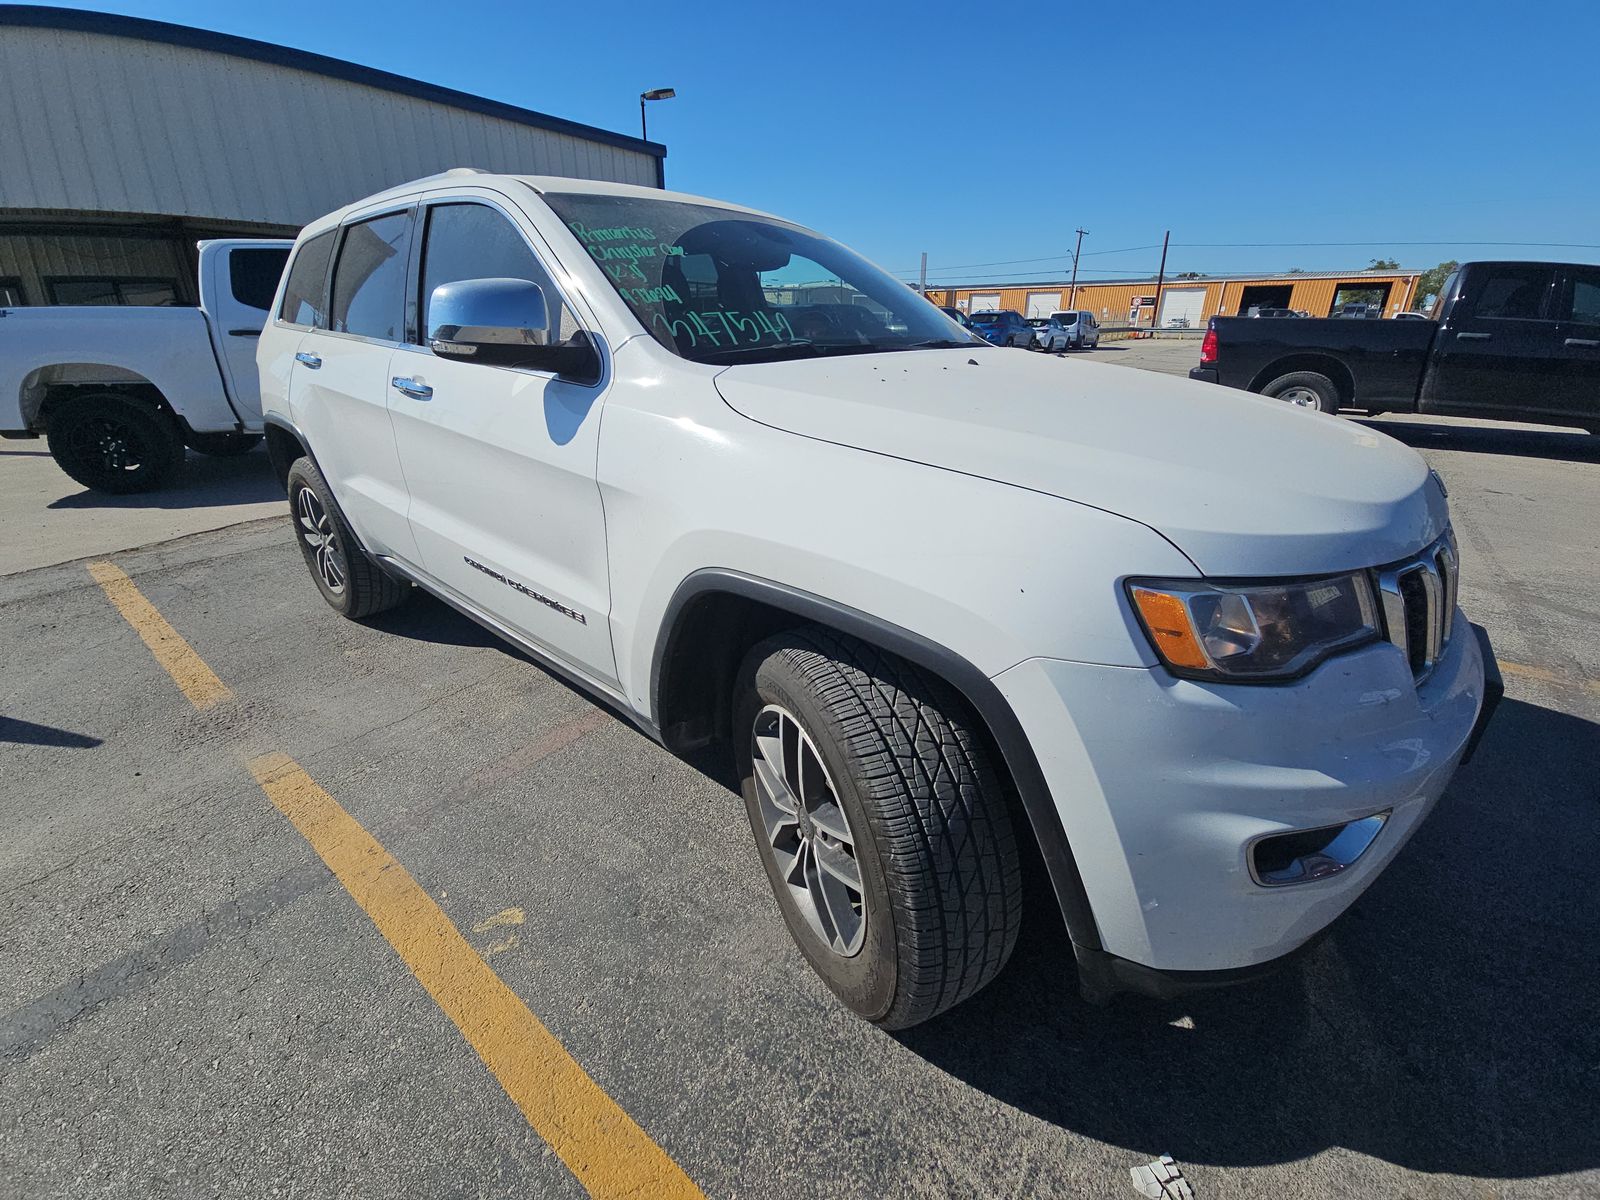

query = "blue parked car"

[{"left": 968, "top": 309, "right": 1033, "bottom": 347}]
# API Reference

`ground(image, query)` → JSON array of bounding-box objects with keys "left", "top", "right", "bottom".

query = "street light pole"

[
  {"left": 1067, "top": 228, "right": 1087, "bottom": 309},
  {"left": 639, "top": 87, "right": 676, "bottom": 140}
]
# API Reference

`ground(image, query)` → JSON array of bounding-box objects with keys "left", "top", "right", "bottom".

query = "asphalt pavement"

[{"left": 3, "top": 358, "right": 1599, "bottom": 1198}]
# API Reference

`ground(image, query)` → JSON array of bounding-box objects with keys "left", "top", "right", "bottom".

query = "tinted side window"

[
  {"left": 418, "top": 203, "right": 576, "bottom": 344},
  {"left": 1559, "top": 267, "right": 1600, "bottom": 327},
  {"left": 278, "top": 231, "right": 336, "bottom": 328},
  {"left": 330, "top": 211, "right": 413, "bottom": 341},
  {"left": 1465, "top": 265, "right": 1556, "bottom": 321},
  {"left": 230, "top": 248, "right": 290, "bottom": 311}
]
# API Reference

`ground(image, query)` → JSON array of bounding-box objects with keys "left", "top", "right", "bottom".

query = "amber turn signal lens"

[{"left": 1131, "top": 587, "right": 1210, "bottom": 670}]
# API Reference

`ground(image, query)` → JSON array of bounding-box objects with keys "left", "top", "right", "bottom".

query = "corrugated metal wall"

[
  {"left": 931, "top": 274, "right": 1420, "bottom": 323},
  {"left": 0, "top": 26, "right": 659, "bottom": 227}
]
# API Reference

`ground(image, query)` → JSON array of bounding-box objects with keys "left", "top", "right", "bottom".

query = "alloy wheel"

[
  {"left": 296, "top": 486, "right": 346, "bottom": 594},
  {"left": 63, "top": 415, "right": 145, "bottom": 476},
  {"left": 750, "top": 704, "right": 866, "bottom": 956}
]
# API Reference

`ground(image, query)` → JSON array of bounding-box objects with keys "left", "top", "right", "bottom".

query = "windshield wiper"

[
  {"left": 695, "top": 341, "right": 823, "bottom": 365},
  {"left": 698, "top": 341, "right": 902, "bottom": 365},
  {"left": 902, "top": 339, "right": 985, "bottom": 350}
]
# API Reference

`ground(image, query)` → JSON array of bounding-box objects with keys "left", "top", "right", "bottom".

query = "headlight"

[{"left": 1128, "top": 572, "right": 1380, "bottom": 681}]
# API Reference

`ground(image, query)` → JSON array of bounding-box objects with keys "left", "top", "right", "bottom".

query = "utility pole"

[
  {"left": 1150, "top": 229, "right": 1170, "bottom": 332},
  {"left": 1067, "top": 228, "right": 1087, "bottom": 308},
  {"left": 919, "top": 251, "right": 928, "bottom": 296}
]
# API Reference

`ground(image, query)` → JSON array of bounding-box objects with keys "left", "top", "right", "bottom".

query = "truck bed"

[
  {"left": 1198, "top": 317, "right": 1436, "bottom": 411},
  {"left": 0, "top": 306, "right": 239, "bottom": 433}
]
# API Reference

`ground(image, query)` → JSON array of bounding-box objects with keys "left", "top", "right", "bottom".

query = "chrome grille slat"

[{"left": 1377, "top": 532, "right": 1455, "bottom": 683}]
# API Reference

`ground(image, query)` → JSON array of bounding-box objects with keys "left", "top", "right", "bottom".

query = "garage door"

[
  {"left": 969, "top": 292, "right": 1001, "bottom": 313},
  {"left": 1026, "top": 291, "right": 1061, "bottom": 318},
  {"left": 1157, "top": 287, "right": 1207, "bottom": 329}
]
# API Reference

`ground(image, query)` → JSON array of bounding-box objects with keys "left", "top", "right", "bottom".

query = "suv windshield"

[
  {"left": 970, "top": 312, "right": 1001, "bottom": 324},
  {"left": 543, "top": 192, "right": 983, "bottom": 365}
]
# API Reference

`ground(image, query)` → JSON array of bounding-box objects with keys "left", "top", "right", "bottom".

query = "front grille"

[{"left": 1376, "top": 534, "right": 1458, "bottom": 682}]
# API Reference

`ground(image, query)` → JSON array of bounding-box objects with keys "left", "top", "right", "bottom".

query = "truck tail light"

[{"left": 1200, "top": 327, "right": 1218, "bottom": 364}]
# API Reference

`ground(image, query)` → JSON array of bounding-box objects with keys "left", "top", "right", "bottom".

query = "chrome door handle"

[
  {"left": 391, "top": 376, "right": 433, "bottom": 400},
  {"left": 1455, "top": 332, "right": 1491, "bottom": 341},
  {"left": 294, "top": 351, "right": 322, "bottom": 368},
  {"left": 1564, "top": 337, "right": 1600, "bottom": 347}
]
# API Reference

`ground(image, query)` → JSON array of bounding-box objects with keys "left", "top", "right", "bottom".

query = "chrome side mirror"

[
  {"left": 428, "top": 277, "right": 549, "bottom": 360},
  {"left": 426, "top": 277, "right": 600, "bottom": 383}
]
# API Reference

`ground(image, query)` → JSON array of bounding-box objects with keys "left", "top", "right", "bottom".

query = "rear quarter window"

[
  {"left": 230, "top": 248, "right": 290, "bottom": 311},
  {"left": 277, "top": 231, "right": 336, "bottom": 329}
]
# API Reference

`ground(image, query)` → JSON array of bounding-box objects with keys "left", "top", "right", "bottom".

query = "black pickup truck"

[{"left": 1189, "top": 261, "right": 1600, "bottom": 433}]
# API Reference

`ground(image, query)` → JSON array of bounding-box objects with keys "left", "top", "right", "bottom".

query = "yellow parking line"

[
  {"left": 1500, "top": 659, "right": 1600, "bottom": 695},
  {"left": 248, "top": 752, "right": 703, "bottom": 1200},
  {"left": 87, "top": 560, "right": 233, "bottom": 710}
]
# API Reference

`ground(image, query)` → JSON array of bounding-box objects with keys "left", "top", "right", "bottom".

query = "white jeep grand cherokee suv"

[{"left": 257, "top": 170, "right": 1500, "bottom": 1028}]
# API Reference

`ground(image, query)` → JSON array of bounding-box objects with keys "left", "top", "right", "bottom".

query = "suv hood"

[{"left": 714, "top": 349, "right": 1447, "bottom": 576}]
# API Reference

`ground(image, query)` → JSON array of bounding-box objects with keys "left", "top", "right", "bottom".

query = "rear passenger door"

[
  {"left": 202, "top": 243, "right": 288, "bottom": 423},
  {"left": 386, "top": 192, "right": 618, "bottom": 686},
  {"left": 1422, "top": 263, "right": 1561, "bottom": 421},
  {"left": 290, "top": 203, "right": 421, "bottom": 561},
  {"left": 1552, "top": 264, "right": 1600, "bottom": 428}
]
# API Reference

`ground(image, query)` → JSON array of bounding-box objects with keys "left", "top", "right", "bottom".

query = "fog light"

[{"left": 1249, "top": 812, "right": 1390, "bottom": 886}]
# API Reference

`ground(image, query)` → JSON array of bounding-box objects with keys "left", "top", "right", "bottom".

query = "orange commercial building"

[{"left": 925, "top": 269, "right": 1424, "bottom": 327}]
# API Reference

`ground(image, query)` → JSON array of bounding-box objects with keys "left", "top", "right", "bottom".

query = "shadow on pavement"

[
  {"left": 0, "top": 716, "right": 102, "bottom": 748},
  {"left": 46, "top": 447, "right": 282, "bottom": 510},
  {"left": 363, "top": 590, "right": 506, "bottom": 651},
  {"left": 1355, "top": 418, "right": 1600, "bottom": 463},
  {"left": 896, "top": 696, "right": 1600, "bottom": 1180}
]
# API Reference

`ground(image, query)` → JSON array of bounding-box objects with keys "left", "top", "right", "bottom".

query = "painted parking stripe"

[
  {"left": 84, "top": 560, "right": 701, "bottom": 1196},
  {"left": 87, "top": 560, "right": 233, "bottom": 710},
  {"left": 249, "top": 752, "right": 704, "bottom": 1200},
  {"left": 1500, "top": 659, "right": 1600, "bottom": 695}
]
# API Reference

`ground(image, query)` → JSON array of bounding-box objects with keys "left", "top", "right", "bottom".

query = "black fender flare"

[
  {"left": 262, "top": 412, "right": 321, "bottom": 490},
  {"left": 651, "top": 568, "right": 1104, "bottom": 953}
]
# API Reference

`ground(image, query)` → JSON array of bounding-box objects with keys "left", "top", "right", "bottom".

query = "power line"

[
  {"left": 1172, "top": 239, "right": 1600, "bottom": 249},
  {"left": 888, "top": 243, "right": 1164, "bottom": 276},
  {"left": 895, "top": 238, "right": 1600, "bottom": 278}
]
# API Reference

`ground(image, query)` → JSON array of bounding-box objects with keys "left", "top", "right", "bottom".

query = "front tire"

[
  {"left": 734, "top": 628, "right": 1023, "bottom": 1029},
  {"left": 285, "top": 457, "right": 409, "bottom": 619},
  {"left": 1261, "top": 370, "right": 1340, "bottom": 414},
  {"left": 45, "top": 392, "right": 184, "bottom": 494}
]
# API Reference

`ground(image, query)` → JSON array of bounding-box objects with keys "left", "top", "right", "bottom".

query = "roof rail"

[{"left": 383, "top": 167, "right": 490, "bottom": 192}]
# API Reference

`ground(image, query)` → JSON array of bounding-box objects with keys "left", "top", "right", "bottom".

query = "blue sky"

[{"left": 38, "top": 0, "right": 1600, "bottom": 283}]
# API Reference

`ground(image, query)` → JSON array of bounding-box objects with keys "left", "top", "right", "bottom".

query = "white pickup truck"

[
  {"left": 258, "top": 172, "right": 1501, "bottom": 1028},
  {"left": 0, "top": 239, "right": 292, "bottom": 493}
]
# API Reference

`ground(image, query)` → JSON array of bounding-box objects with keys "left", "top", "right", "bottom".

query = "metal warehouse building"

[
  {"left": 0, "top": 5, "right": 665, "bottom": 308},
  {"left": 927, "top": 269, "right": 1424, "bottom": 326}
]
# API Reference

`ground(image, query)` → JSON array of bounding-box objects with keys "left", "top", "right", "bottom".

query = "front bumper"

[{"left": 993, "top": 618, "right": 1498, "bottom": 998}]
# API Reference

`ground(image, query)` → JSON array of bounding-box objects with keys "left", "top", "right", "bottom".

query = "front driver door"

[
  {"left": 1421, "top": 262, "right": 1562, "bottom": 421},
  {"left": 386, "top": 194, "right": 618, "bottom": 686}
]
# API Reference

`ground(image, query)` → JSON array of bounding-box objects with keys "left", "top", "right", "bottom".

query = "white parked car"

[
  {"left": 1032, "top": 309, "right": 1100, "bottom": 352},
  {"left": 257, "top": 170, "right": 1500, "bottom": 1027},
  {"left": 0, "top": 240, "right": 292, "bottom": 492}
]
